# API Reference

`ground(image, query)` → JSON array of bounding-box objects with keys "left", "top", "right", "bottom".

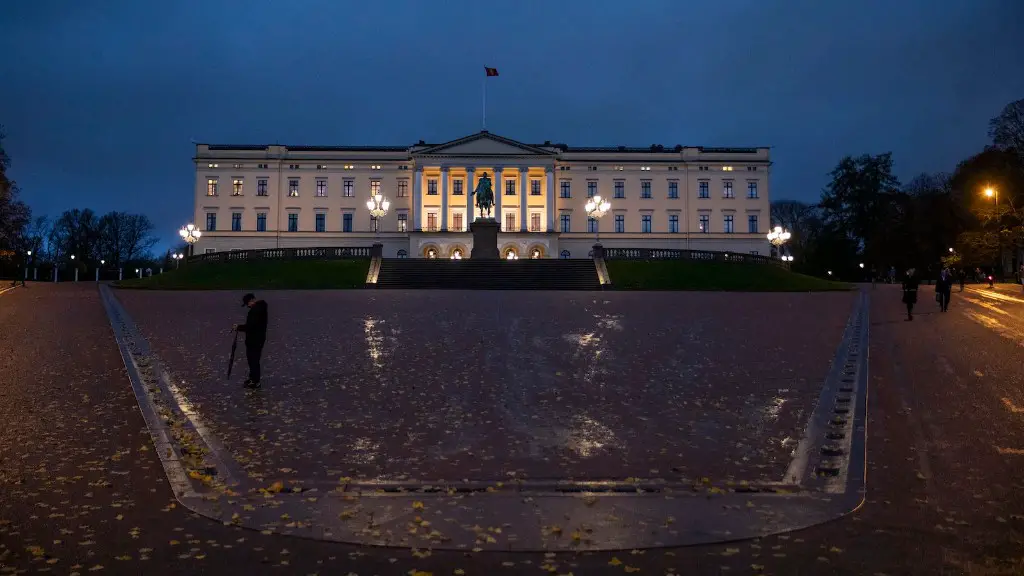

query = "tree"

[
  {"left": 48, "top": 208, "right": 101, "bottom": 262},
  {"left": 989, "top": 98, "right": 1024, "bottom": 156},
  {"left": 0, "top": 125, "right": 31, "bottom": 253},
  {"left": 769, "top": 199, "right": 818, "bottom": 259},
  {"left": 24, "top": 216, "right": 50, "bottom": 261},
  {"left": 949, "top": 148, "right": 1024, "bottom": 270},
  {"left": 97, "top": 211, "right": 157, "bottom": 267},
  {"left": 819, "top": 153, "right": 901, "bottom": 266}
]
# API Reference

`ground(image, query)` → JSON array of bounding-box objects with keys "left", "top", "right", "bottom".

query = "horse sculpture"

[{"left": 470, "top": 172, "right": 495, "bottom": 219}]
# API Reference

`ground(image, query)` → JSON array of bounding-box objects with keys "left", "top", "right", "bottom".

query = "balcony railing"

[
  {"left": 603, "top": 247, "right": 786, "bottom": 268},
  {"left": 187, "top": 246, "right": 372, "bottom": 264}
]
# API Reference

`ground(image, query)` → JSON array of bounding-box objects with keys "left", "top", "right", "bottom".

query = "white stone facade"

[{"left": 193, "top": 131, "right": 771, "bottom": 259}]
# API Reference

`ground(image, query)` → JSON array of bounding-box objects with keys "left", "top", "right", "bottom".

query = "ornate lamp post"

[
  {"left": 179, "top": 224, "right": 201, "bottom": 257},
  {"left": 366, "top": 193, "right": 390, "bottom": 239},
  {"left": 171, "top": 253, "right": 184, "bottom": 268},
  {"left": 767, "top": 226, "right": 792, "bottom": 259},
  {"left": 584, "top": 195, "right": 611, "bottom": 244}
]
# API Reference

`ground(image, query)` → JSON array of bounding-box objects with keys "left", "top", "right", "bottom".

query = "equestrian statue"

[{"left": 470, "top": 172, "right": 495, "bottom": 219}]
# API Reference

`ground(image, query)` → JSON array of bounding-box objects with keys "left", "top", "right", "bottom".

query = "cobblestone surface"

[{"left": 116, "top": 289, "right": 856, "bottom": 486}]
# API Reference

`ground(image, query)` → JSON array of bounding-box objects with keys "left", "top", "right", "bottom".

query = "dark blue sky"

[{"left": 2, "top": 0, "right": 1022, "bottom": 251}]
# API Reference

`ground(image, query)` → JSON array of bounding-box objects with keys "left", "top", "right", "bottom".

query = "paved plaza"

[{"left": 2, "top": 283, "right": 1023, "bottom": 573}]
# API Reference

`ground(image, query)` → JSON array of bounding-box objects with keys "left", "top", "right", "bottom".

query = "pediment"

[{"left": 415, "top": 132, "right": 555, "bottom": 157}]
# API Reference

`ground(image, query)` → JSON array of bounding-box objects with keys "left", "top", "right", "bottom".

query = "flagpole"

[{"left": 482, "top": 74, "right": 487, "bottom": 131}]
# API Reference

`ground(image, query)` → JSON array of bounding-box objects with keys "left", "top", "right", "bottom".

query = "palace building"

[{"left": 192, "top": 131, "right": 771, "bottom": 259}]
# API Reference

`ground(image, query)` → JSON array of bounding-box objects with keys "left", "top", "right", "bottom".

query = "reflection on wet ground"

[{"left": 116, "top": 289, "right": 855, "bottom": 486}]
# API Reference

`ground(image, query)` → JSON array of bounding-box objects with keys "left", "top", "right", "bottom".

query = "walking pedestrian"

[
  {"left": 233, "top": 293, "right": 268, "bottom": 389},
  {"left": 936, "top": 268, "right": 952, "bottom": 312},
  {"left": 902, "top": 268, "right": 920, "bottom": 321}
]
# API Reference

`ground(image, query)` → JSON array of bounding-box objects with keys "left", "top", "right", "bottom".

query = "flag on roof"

[{"left": 484, "top": 67, "right": 499, "bottom": 77}]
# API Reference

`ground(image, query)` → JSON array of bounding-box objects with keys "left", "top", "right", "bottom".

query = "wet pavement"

[
  {"left": 2, "top": 283, "right": 1024, "bottom": 573},
  {"left": 114, "top": 289, "right": 855, "bottom": 487}
]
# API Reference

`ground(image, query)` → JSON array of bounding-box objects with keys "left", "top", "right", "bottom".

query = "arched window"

[
  {"left": 397, "top": 249, "right": 408, "bottom": 259},
  {"left": 560, "top": 250, "right": 570, "bottom": 259}
]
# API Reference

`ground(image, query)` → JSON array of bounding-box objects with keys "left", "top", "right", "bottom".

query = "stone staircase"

[{"left": 374, "top": 259, "right": 601, "bottom": 290}]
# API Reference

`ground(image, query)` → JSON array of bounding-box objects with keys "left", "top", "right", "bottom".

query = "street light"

[
  {"left": 179, "top": 223, "right": 202, "bottom": 257},
  {"left": 584, "top": 195, "right": 611, "bottom": 244},
  {"left": 767, "top": 226, "right": 792, "bottom": 259},
  {"left": 70, "top": 254, "right": 75, "bottom": 260},
  {"left": 366, "top": 193, "right": 390, "bottom": 238},
  {"left": 859, "top": 263, "right": 865, "bottom": 269},
  {"left": 171, "top": 253, "right": 184, "bottom": 268}
]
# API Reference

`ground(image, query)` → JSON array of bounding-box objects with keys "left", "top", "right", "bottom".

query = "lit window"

[
  {"left": 531, "top": 213, "right": 541, "bottom": 232},
  {"left": 397, "top": 213, "right": 408, "bottom": 232},
  {"left": 232, "top": 179, "right": 243, "bottom": 196},
  {"left": 699, "top": 214, "right": 709, "bottom": 233},
  {"left": 614, "top": 166, "right": 624, "bottom": 171},
  {"left": 505, "top": 212, "right": 516, "bottom": 232},
  {"left": 344, "top": 165, "right": 354, "bottom": 170},
  {"left": 427, "top": 179, "right": 438, "bottom": 195},
  {"left": 233, "top": 163, "right": 242, "bottom": 169},
  {"left": 452, "top": 213, "right": 464, "bottom": 231},
  {"left": 207, "top": 163, "right": 219, "bottom": 168},
  {"left": 640, "top": 166, "right": 651, "bottom": 171},
  {"left": 343, "top": 180, "right": 354, "bottom": 197},
  {"left": 371, "top": 165, "right": 382, "bottom": 170},
  {"left": 426, "top": 213, "right": 437, "bottom": 231},
  {"left": 397, "top": 180, "right": 408, "bottom": 197},
  {"left": 288, "top": 179, "right": 299, "bottom": 197},
  {"left": 371, "top": 180, "right": 381, "bottom": 195},
  {"left": 722, "top": 166, "right": 733, "bottom": 171},
  {"left": 316, "top": 179, "right": 327, "bottom": 197},
  {"left": 316, "top": 164, "right": 327, "bottom": 170},
  {"left": 206, "top": 178, "right": 218, "bottom": 196}
]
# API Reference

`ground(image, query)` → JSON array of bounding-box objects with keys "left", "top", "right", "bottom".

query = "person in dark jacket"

[
  {"left": 936, "top": 268, "right": 953, "bottom": 312},
  {"left": 902, "top": 268, "right": 920, "bottom": 321},
  {"left": 234, "top": 293, "right": 268, "bottom": 389}
]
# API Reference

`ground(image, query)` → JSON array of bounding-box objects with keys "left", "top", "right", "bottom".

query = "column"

[
  {"left": 494, "top": 167, "right": 503, "bottom": 226},
  {"left": 546, "top": 167, "right": 555, "bottom": 232},
  {"left": 466, "top": 167, "right": 475, "bottom": 224},
  {"left": 519, "top": 167, "right": 529, "bottom": 231},
  {"left": 440, "top": 167, "right": 449, "bottom": 231},
  {"left": 413, "top": 167, "right": 423, "bottom": 231}
]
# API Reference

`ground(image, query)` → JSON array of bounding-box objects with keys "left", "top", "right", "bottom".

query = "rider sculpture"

[{"left": 470, "top": 173, "right": 495, "bottom": 219}]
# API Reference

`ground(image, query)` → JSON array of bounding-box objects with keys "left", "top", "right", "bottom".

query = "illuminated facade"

[{"left": 193, "top": 131, "right": 771, "bottom": 259}]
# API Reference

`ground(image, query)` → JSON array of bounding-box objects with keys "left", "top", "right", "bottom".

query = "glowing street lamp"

[
  {"left": 767, "top": 226, "right": 791, "bottom": 259},
  {"left": 366, "top": 193, "right": 390, "bottom": 238},
  {"left": 179, "top": 223, "right": 202, "bottom": 257},
  {"left": 171, "top": 253, "right": 184, "bottom": 268},
  {"left": 584, "top": 195, "right": 611, "bottom": 243}
]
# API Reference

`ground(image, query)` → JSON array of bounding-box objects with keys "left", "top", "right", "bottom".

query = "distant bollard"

[
  {"left": 53, "top": 268, "right": 58, "bottom": 283},
  {"left": 95, "top": 268, "right": 99, "bottom": 282},
  {"left": 33, "top": 268, "right": 37, "bottom": 281},
  {"left": 159, "top": 267, "right": 163, "bottom": 275},
  {"left": 74, "top": 268, "right": 79, "bottom": 282},
  {"left": 119, "top": 268, "right": 123, "bottom": 281}
]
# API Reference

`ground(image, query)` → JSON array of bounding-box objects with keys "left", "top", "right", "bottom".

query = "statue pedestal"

[{"left": 470, "top": 219, "right": 500, "bottom": 259}]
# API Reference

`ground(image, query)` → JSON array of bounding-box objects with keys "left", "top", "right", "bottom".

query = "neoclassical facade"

[{"left": 193, "top": 131, "right": 771, "bottom": 259}]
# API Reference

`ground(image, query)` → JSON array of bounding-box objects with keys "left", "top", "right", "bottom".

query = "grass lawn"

[
  {"left": 115, "top": 259, "right": 369, "bottom": 290},
  {"left": 607, "top": 260, "right": 852, "bottom": 291}
]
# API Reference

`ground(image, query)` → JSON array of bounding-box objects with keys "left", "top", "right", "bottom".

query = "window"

[
  {"left": 698, "top": 181, "right": 709, "bottom": 198},
  {"left": 398, "top": 180, "right": 409, "bottom": 197},
  {"left": 641, "top": 181, "right": 651, "bottom": 199},
  {"left": 343, "top": 180, "right": 354, "bottom": 197},
  {"left": 505, "top": 212, "right": 516, "bottom": 232},
  {"left": 371, "top": 180, "right": 381, "bottom": 196},
  {"left": 315, "top": 213, "right": 326, "bottom": 232},
  {"left": 641, "top": 214, "right": 652, "bottom": 233},
  {"left": 207, "top": 163, "right": 219, "bottom": 168},
  {"left": 397, "top": 213, "right": 408, "bottom": 232},
  {"left": 698, "top": 166, "right": 709, "bottom": 171},
  {"left": 232, "top": 179, "right": 243, "bottom": 196},
  {"left": 560, "top": 181, "right": 571, "bottom": 198},
  {"left": 343, "top": 165, "right": 354, "bottom": 170},
  {"left": 427, "top": 179, "right": 438, "bottom": 195},
  {"left": 559, "top": 214, "right": 571, "bottom": 232},
  {"left": 614, "top": 181, "right": 624, "bottom": 198},
  {"left": 748, "top": 214, "right": 759, "bottom": 233},
  {"left": 204, "top": 248, "right": 216, "bottom": 254},
  {"left": 587, "top": 181, "right": 596, "bottom": 198},
  {"left": 453, "top": 213, "right": 463, "bottom": 231},
  {"left": 531, "top": 213, "right": 541, "bottom": 232},
  {"left": 316, "top": 179, "right": 327, "bottom": 197},
  {"left": 257, "top": 163, "right": 268, "bottom": 169},
  {"left": 288, "top": 214, "right": 298, "bottom": 232},
  {"left": 426, "top": 213, "right": 437, "bottom": 231},
  {"left": 205, "top": 213, "right": 216, "bottom": 231},
  {"left": 505, "top": 180, "right": 516, "bottom": 196},
  {"left": 397, "top": 249, "right": 408, "bottom": 258},
  {"left": 453, "top": 179, "right": 463, "bottom": 195},
  {"left": 747, "top": 182, "right": 758, "bottom": 198},
  {"left": 288, "top": 179, "right": 299, "bottom": 197},
  {"left": 231, "top": 212, "right": 242, "bottom": 231},
  {"left": 343, "top": 213, "right": 353, "bottom": 232},
  {"left": 289, "top": 164, "right": 300, "bottom": 170},
  {"left": 257, "top": 179, "right": 268, "bottom": 196},
  {"left": 724, "top": 215, "right": 734, "bottom": 233},
  {"left": 206, "top": 178, "right": 218, "bottom": 196},
  {"left": 640, "top": 166, "right": 651, "bottom": 171},
  {"left": 560, "top": 250, "right": 570, "bottom": 259},
  {"left": 316, "top": 164, "right": 327, "bottom": 171},
  {"left": 722, "top": 166, "right": 734, "bottom": 172},
  {"left": 669, "top": 214, "right": 679, "bottom": 233},
  {"left": 256, "top": 212, "right": 266, "bottom": 232},
  {"left": 370, "top": 165, "right": 382, "bottom": 170},
  {"left": 588, "top": 217, "right": 598, "bottom": 233},
  {"left": 531, "top": 180, "right": 541, "bottom": 195},
  {"left": 668, "top": 182, "right": 679, "bottom": 199},
  {"left": 699, "top": 214, "right": 710, "bottom": 233},
  {"left": 748, "top": 166, "right": 758, "bottom": 172},
  {"left": 614, "top": 214, "right": 625, "bottom": 233},
  {"left": 724, "top": 182, "right": 734, "bottom": 198}
]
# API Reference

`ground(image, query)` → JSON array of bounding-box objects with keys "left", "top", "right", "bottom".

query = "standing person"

[
  {"left": 958, "top": 268, "right": 965, "bottom": 292},
  {"left": 233, "top": 293, "right": 268, "bottom": 389},
  {"left": 936, "top": 268, "right": 952, "bottom": 312},
  {"left": 889, "top": 266, "right": 896, "bottom": 284},
  {"left": 902, "top": 268, "right": 920, "bottom": 321}
]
